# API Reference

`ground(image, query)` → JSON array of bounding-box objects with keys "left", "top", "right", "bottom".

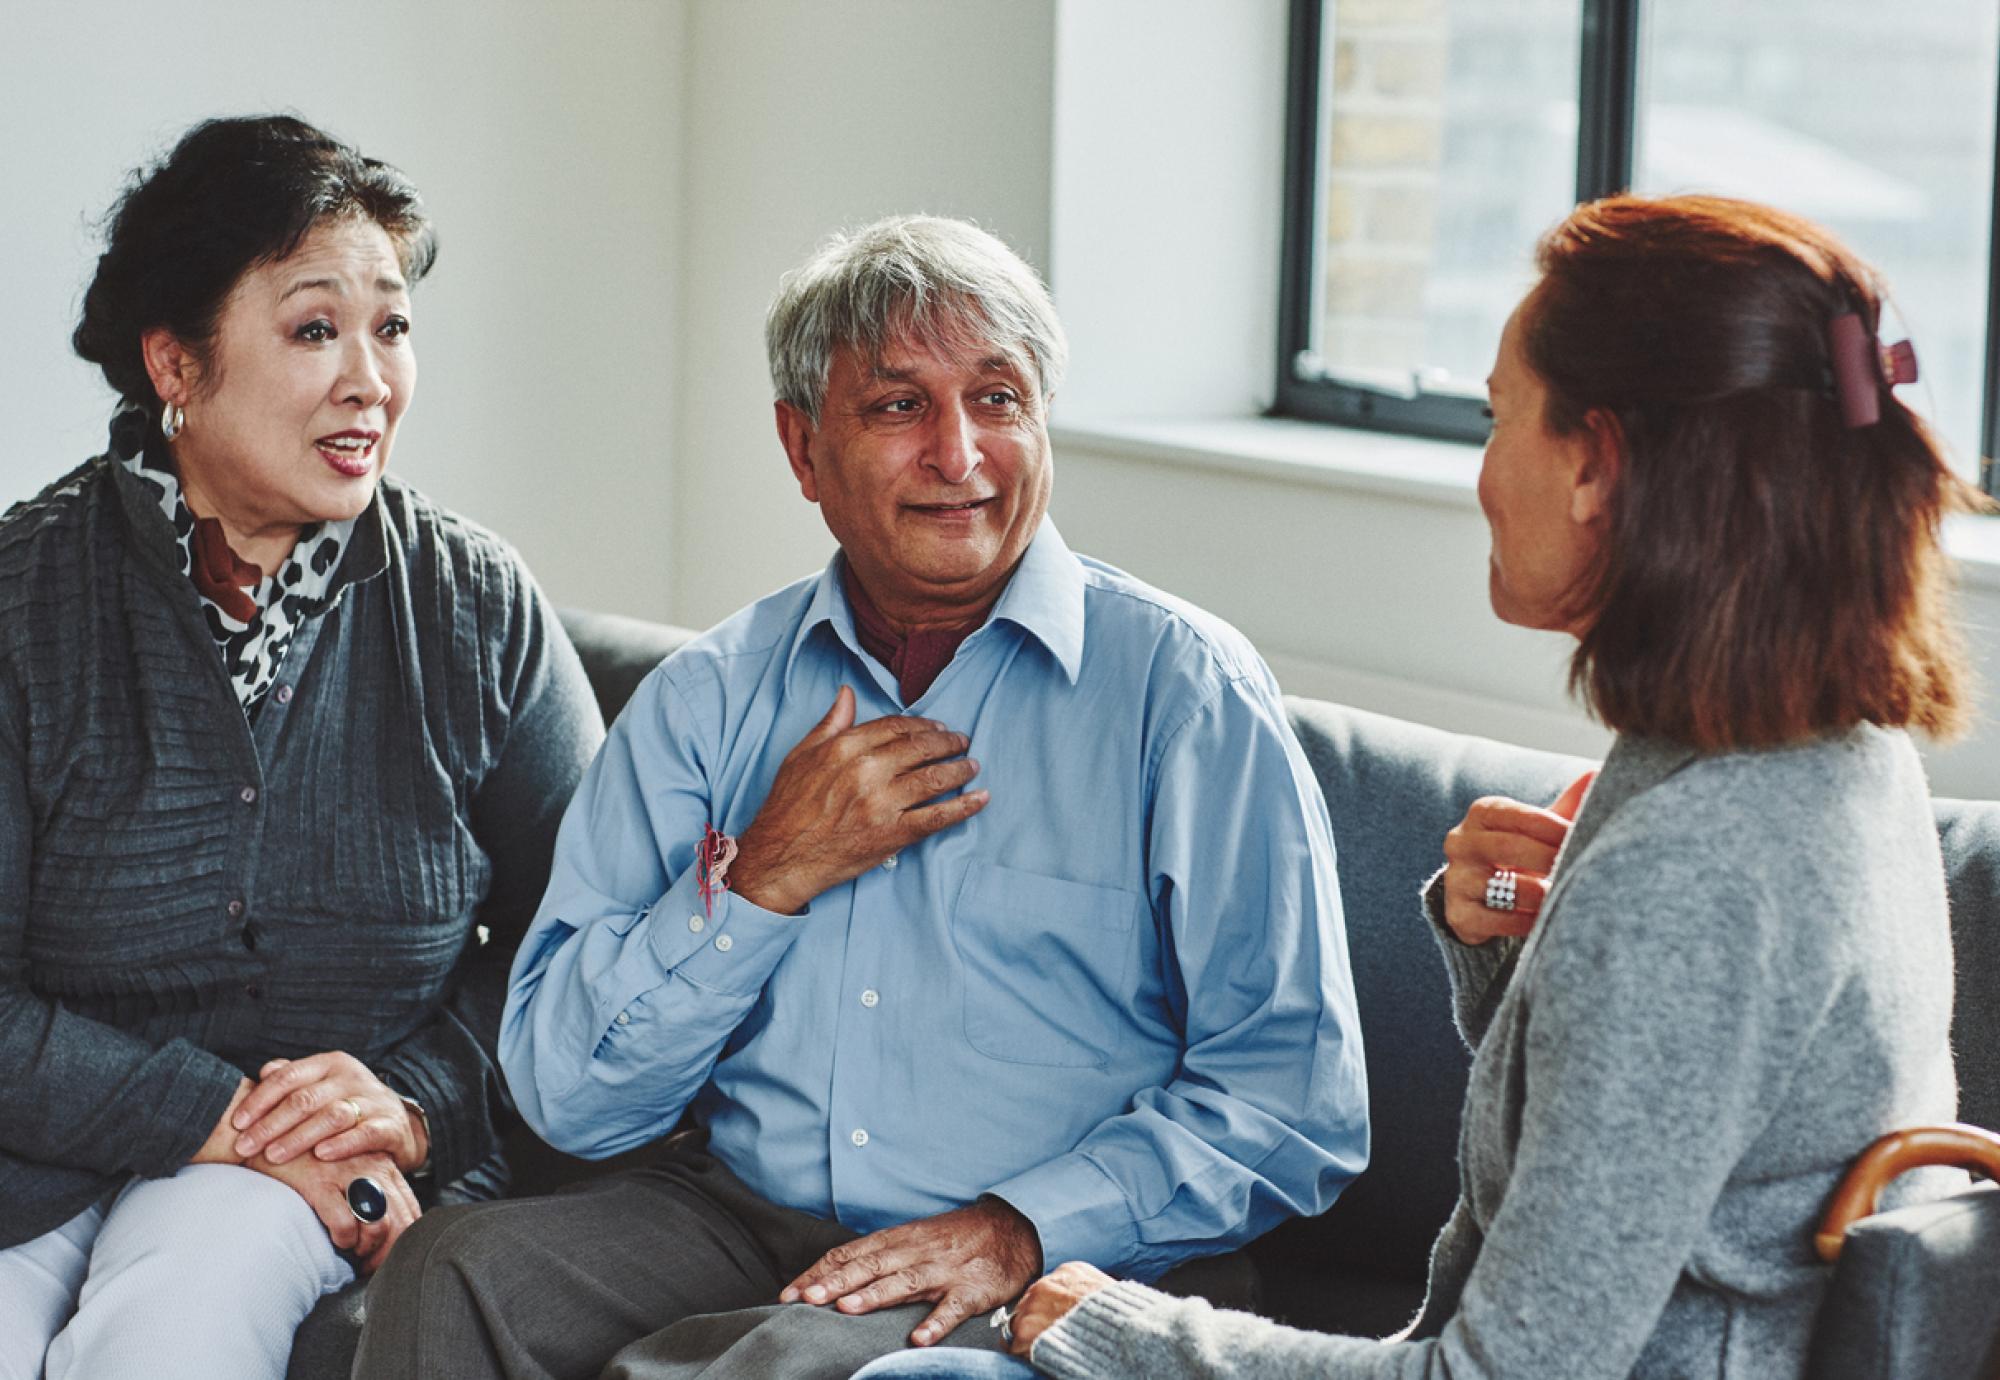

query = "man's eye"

[
  {"left": 981, "top": 391, "right": 1020, "bottom": 408},
  {"left": 882, "top": 398, "right": 922, "bottom": 414},
  {"left": 378, "top": 316, "right": 412, "bottom": 340},
  {"left": 296, "top": 320, "right": 336, "bottom": 343}
]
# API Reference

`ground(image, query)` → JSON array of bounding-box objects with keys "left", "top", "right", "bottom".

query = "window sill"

[
  {"left": 1051, "top": 415, "right": 2000, "bottom": 593},
  {"left": 1053, "top": 415, "right": 1483, "bottom": 513}
]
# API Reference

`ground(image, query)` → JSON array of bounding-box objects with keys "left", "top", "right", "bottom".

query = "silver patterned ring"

[
  {"left": 989, "top": 1304, "right": 1014, "bottom": 1344},
  {"left": 1484, "top": 868, "right": 1520, "bottom": 913}
]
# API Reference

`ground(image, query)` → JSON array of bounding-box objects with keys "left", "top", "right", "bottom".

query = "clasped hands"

[{"left": 196, "top": 1050, "right": 427, "bottom": 1273}]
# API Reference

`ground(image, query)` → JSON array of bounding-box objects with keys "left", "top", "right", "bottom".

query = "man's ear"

[
  {"left": 774, "top": 400, "right": 821, "bottom": 504},
  {"left": 1570, "top": 407, "right": 1624, "bottom": 526},
  {"left": 140, "top": 328, "right": 197, "bottom": 408}
]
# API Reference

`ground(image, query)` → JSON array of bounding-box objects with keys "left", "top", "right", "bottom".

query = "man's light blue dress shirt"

[{"left": 502, "top": 523, "right": 1368, "bottom": 1280}]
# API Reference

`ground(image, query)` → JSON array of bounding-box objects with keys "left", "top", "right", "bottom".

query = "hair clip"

[
  {"left": 1881, "top": 338, "right": 1918, "bottom": 388},
  {"left": 1828, "top": 312, "right": 1918, "bottom": 430}
]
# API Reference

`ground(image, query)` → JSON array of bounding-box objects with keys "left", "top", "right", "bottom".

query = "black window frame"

[{"left": 1274, "top": 0, "right": 2000, "bottom": 496}]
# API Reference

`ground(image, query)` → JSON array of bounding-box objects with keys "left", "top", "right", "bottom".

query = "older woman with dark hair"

[
  {"left": 862, "top": 195, "right": 1974, "bottom": 1380},
  {"left": 0, "top": 115, "right": 600, "bottom": 1378}
]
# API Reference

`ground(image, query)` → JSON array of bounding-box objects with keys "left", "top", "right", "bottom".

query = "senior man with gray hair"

[{"left": 354, "top": 216, "right": 1367, "bottom": 1380}]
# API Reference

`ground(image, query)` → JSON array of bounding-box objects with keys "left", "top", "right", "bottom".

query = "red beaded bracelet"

[{"left": 697, "top": 825, "right": 738, "bottom": 917}]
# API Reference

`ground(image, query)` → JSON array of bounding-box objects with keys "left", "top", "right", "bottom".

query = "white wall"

[
  {"left": 2, "top": 0, "right": 684, "bottom": 618},
  {"left": 1052, "top": 422, "right": 1617, "bottom": 757},
  {"left": 1049, "top": 0, "right": 1291, "bottom": 420},
  {"left": 668, "top": 0, "right": 1057, "bottom": 630}
]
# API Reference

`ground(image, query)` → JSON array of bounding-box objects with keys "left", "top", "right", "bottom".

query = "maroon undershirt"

[
  {"left": 189, "top": 516, "right": 263, "bottom": 623},
  {"left": 842, "top": 566, "right": 985, "bottom": 704}
]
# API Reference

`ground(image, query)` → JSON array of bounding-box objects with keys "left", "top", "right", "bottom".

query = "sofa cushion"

[
  {"left": 559, "top": 608, "right": 695, "bottom": 728},
  {"left": 1253, "top": 698, "right": 1591, "bottom": 1310},
  {"left": 1936, "top": 802, "right": 2000, "bottom": 1134}
]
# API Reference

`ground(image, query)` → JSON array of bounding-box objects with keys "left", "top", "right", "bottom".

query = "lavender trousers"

[{"left": 0, "top": 1163, "right": 352, "bottom": 1380}]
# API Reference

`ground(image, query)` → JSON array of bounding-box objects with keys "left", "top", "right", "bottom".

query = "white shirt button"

[
  {"left": 851, "top": 1128, "right": 869, "bottom": 1147},
  {"left": 689, "top": 915, "right": 705, "bottom": 933},
  {"left": 881, "top": 853, "right": 899, "bottom": 870},
  {"left": 715, "top": 934, "right": 733, "bottom": 952},
  {"left": 615, "top": 1011, "right": 631, "bottom": 1026},
  {"left": 860, "top": 989, "right": 879, "bottom": 1008}
]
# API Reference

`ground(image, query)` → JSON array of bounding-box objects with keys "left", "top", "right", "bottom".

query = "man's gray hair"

[{"left": 766, "top": 215, "right": 1068, "bottom": 424}]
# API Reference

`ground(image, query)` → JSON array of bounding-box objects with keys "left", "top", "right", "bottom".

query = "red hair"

[{"left": 1524, "top": 195, "right": 1982, "bottom": 749}]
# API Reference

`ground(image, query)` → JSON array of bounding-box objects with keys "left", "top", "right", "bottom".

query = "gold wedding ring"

[{"left": 342, "top": 1097, "right": 364, "bottom": 1124}]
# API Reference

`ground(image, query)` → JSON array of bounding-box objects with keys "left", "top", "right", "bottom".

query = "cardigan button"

[
  {"left": 226, "top": 899, "right": 245, "bottom": 919},
  {"left": 239, "top": 786, "right": 258, "bottom": 805},
  {"left": 274, "top": 685, "right": 294, "bottom": 705},
  {"left": 244, "top": 983, "right": 263, "bottom": 1000}
]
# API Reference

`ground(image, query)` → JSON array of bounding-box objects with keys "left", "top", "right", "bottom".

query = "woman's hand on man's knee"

[
  {"left": 228, "top": 1050, "right": 430, "bottom": 1172},
  {"left": 251, "top": 1148, "right": 420, "bottom": 1275}
]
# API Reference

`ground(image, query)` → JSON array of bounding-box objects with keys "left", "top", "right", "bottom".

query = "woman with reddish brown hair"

[{"left": 860, "top": 195, "right": 1977, "bottom": 1380}]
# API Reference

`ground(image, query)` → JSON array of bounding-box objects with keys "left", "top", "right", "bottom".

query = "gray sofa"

[{"left": 289, "top": 608, "right": 2000, "bottom": 1377}]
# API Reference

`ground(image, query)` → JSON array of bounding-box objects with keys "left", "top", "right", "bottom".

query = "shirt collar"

[
  {"left": 985, "top": 518, "right": 1085, "bottom": 684},
  {"left": 784, "top": 518, "right": 1087, "bottom": 693}
]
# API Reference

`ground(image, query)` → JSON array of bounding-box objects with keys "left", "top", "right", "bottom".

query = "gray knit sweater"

[
  {"left": 0, "top": 449, "right": 603, "bottom": 1248},
  {"left": 1033, "top": 729, "right": 1958, "bottom": 1380}
]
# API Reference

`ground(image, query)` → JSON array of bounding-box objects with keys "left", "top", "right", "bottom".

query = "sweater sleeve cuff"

[
  {"left": 1030, "top": 1281, "right": 1186, "bottom": 1380},
  {"left": 138, "top": 1042, "right": 248, "bottom": 1179},
  {"left": 1423, "top": 865, "right": 1516, "bottom": 990},
  {"left": 375, "top": 1042, "right": 483, "bottom": 1188},
  {"left": 988, "top": 1152, "right": 1136, "bottom": 1275}
]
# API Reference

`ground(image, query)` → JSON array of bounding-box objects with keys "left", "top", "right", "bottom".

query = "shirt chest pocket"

[{"left": 951, "top": 860, "right": 1144, "bottom": 1069}]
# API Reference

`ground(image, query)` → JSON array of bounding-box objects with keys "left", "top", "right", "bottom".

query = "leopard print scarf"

[{"left": 111, "top": 408, "right": 352, "bottom": 714}]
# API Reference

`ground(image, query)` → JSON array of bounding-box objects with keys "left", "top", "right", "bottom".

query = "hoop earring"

[{"left": 160, "top": 403, "right": 184, "bottom": 442}]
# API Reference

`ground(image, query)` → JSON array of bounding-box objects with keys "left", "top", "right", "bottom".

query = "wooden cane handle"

[{"left": 1814, "top": 1124, "right": 2000, "bottom": 1262}]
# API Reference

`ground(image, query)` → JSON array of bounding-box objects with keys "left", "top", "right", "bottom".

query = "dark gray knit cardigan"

[{"left": 0, "top": 447, "right": 603, "bottom": 1249}]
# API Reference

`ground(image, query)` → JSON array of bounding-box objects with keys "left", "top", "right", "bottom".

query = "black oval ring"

[{"left": 346, "top": 1175, "right": 388, "bottom": 1224}]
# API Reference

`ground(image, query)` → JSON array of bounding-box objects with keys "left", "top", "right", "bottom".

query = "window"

[{"left": 1276, "top": 0, "right": 2000, "bottom": 493}]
